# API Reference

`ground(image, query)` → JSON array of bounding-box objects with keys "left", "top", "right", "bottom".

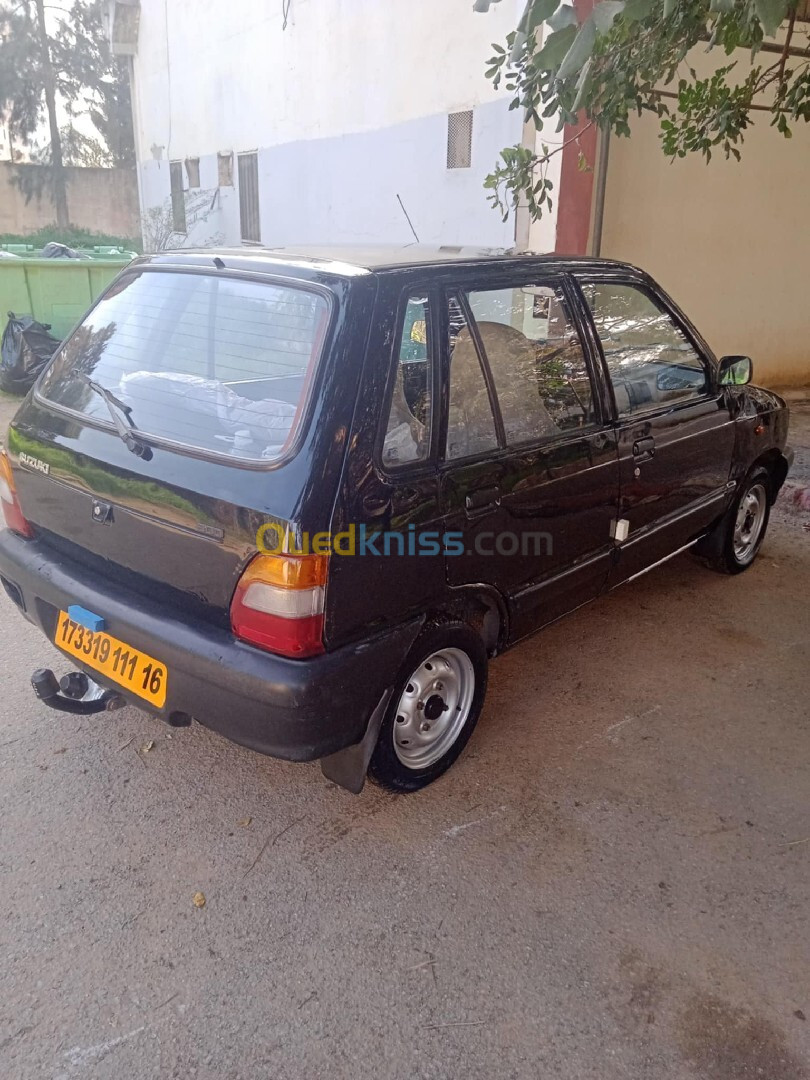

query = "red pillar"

[{"left": 554, "top": 0, "right": 598, "bottom": 254}]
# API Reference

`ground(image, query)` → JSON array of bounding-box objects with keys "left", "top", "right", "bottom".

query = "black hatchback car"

[{"left": 0, "top": 247, "right": 792, "bottom": 793}]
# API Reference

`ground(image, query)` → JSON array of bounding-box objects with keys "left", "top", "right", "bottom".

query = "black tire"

[
  {"left": 703, "top": 466, "right": 772, "bottom": 575},
  {"left": 367, "top": 621, "right": 488, "bottom": 793}
]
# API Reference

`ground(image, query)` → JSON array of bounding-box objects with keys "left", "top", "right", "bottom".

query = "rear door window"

[
  {"left": 38, "top": 270, "right": 331, "bottom": 463},
  {"left": 446, "top": 294, "right": 500, "bottom": 461},
  {"left": 382, "top": 295, "right": 433, "bottom": 467},
  {"left": 466, "top": 282, "right": 596, "bottom": 445}
]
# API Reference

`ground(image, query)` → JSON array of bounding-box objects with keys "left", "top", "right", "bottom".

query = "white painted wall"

[
  {"left": 525, "top": 128, "right": 565, "bottom": 254},
  {"left": 130, "top": 0, "right": 539, "bottom": 249}
]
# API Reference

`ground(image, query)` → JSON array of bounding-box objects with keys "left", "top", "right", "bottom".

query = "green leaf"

[
  {"left": 662, "top": 0, "right": 677, "bottom": 15},
  {"left": 753, "top": 0, "right": 788, "bottom": 36},
  {"left": 557, "top": 18, "right": 597, "bottom": 81},
  {"left": 622, "top": 0, "right": 655, "bottom": 21},
  {"left": 546, "top": 4, "right": 578, "bottom": 32},
  {"left": 572, "top": 56, "right": 593, "bottom": 110},
  {"left": 508, "top": 30, "right": 528, "bottom": 62},
  {"left": 526, "top": 0, "right": 562, "bottom": 31},
  {"left": 534, "top": 24, "right": 578, "bottom": 70},
  {"left": 592, "top": 1, "right": 625, "bottom": 32}
]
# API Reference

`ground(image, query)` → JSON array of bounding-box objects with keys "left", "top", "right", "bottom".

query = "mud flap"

[
  {"left": 319, "top": 689, "right": 392, "bottom": 795},
  {"left": 694, "top": 508, "right": 729, "bottom": 561}
]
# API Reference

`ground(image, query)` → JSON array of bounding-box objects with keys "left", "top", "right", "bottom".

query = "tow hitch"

[{"left": 31, "top": 668, "right": 125, "bottom": 715}]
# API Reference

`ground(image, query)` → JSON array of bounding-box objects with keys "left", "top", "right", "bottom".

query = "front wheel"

[
  {"left": 367, "top": 621, "right": 488, "bottom": 793},
  {"left": 704, "top": 466, "right": 772, "bottom": 574}
]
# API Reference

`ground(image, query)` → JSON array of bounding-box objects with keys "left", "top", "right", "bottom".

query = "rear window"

[{"left": 38, "top": 269, "right": 331, "bottom": 463}]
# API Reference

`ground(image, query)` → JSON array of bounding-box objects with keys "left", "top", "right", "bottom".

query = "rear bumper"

[{"left": 0, "top": 530, "right": 421, "bottom": 762}]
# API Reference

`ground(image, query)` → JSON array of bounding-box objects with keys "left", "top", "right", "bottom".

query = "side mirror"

[{"left": 719, "top": 355, "right": 752, "bottom": 386}]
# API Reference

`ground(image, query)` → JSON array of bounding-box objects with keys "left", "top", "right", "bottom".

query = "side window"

[
  {"left": 467, "top": 283, "right": 596, "bottom": 446},
  {"left": 446, "top": 295, "right": 499, "bottom": 461},
  {"left": 582, "top": 282, "right": 708, "bottom": 415},
  {"left": 382, "top": 295, "right": 433, "bottom": 467}
]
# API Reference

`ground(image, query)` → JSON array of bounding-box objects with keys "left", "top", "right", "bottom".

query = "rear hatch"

[{"left": 8, "top": 263, "right": 333, "bottom": 615}]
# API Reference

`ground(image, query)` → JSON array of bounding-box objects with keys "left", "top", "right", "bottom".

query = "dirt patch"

[
  {"left": 619, "top": 947, "right": 667, "bottom": 1028},
  {"left": 678, "top": 992, "right": 807, "bottom": 1080}
]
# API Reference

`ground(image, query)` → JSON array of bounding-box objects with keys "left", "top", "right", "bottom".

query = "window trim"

[
  {"left": 376, "top": 285, "right": 441, "bottom": 475},
  {"left": 439, "top": 274, "right": 607, "bottom": 465},
  {"left": 570, "top": 272, "right": 720, "bottom": 423},
  {"left": 33, "top": 264, "right": 337, "bottom": 472}
]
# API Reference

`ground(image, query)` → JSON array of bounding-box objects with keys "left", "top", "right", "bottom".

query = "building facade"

[
  {"left": 114, "top": 0, "right": 806, "bottom": 385},
  {"left": 119, "top": 0, "right": 552, "bottom": 252}
]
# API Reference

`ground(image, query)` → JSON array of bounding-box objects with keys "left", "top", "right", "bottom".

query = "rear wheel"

[
  {"left": 367, "top": 622, "right": 488, "bottom": 793},
  {"left": 705, "top": 466, "right": 772, "bottom": 574}
]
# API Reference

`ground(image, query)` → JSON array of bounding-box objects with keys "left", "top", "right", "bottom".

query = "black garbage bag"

[
  {"left": 40, "top": 242, "right": 90, "bottom": 260},
  {"left": 0, "top": 313, "right": 62, "bottom": 395}
]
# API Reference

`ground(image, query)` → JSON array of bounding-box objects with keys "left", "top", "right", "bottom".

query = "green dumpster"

[{"left": 0, "top": 255, "right": 133, "bottom": 341}]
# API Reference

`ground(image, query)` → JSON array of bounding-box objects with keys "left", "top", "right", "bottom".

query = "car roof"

[{"left": 143, "top": 245, "right": 634, "bottom": 277}]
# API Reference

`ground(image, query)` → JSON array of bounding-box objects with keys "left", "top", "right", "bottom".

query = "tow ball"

[{"left": 31, "top": 668, "right": 125, "bottom": 715}]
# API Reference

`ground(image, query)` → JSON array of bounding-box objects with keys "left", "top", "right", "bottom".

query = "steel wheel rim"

[
  {"left": 392, "top": 647, "right": 475, "bottom": 770},
  {"left": 733, "top": 482, "right": 767, "bottom": 563}
]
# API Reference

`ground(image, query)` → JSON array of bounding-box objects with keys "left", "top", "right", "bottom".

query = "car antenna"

[{"left": 396, "top": 194, "right": 420, "bottom": 245}]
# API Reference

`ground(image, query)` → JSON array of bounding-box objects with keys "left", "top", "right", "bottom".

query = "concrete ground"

[{"left": 0, "top": 390, "right": 808, "bottom": 1080}]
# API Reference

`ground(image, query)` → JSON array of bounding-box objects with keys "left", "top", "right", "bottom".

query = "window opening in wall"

[
  {"left": 217, "top": 150, "right": 234, "bottom": 187},
  {"left": 447, "top": 110, "right": 473, "bottom": 169},
  {"left": 169, "top": 160, "right": 186, "bottom": 233},
  {"left": 238, "top": 151, "right": 261, "bottom": 244},
  {"left": 185, "top": 157, "right": 200, "bottom": 188}
]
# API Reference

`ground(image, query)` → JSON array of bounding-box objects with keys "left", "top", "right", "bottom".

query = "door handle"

[
  {"left": 465, "top": 486, "right": 501, "bottom": 512},
  {"left": 397, "top": 486, "right": 422, "bottom": 510},
  {"left": 632, "top": 436, "right": 655, "bottom": 462}
]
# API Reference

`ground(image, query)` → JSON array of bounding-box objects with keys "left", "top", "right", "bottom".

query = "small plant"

[
  {"left": 141, "top": 190, "right": 224, "bottom": 253},
  {"left": 0, "top": 224, "right": 141, "bottom": 251}
]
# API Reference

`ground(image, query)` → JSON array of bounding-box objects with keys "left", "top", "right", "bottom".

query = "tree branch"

[
  {"left": 651, "top": 80, "right": 806, "bottom": 113},
  {"left": 537, "top": 120, "right": 596, "bottom": 164},
  {"left": 777, "top": 7, "right": 797, "bottom": 88}
]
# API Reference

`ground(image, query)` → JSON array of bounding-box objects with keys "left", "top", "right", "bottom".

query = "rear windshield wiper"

[{"left": 82, "top": 376, "right": 153, "bottom": 461}]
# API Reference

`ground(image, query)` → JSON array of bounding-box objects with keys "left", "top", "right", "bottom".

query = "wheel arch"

[
  {"left": 748, "top": 448, "right": 790, "bottom": 502},
  {"left": 427, "top": 584, "right": 509, "bottom": 657}
]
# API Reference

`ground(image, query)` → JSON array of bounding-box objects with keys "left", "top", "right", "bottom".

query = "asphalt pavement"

[{"left": 0, "top": 390, "right": 808, "bottom": 1080}]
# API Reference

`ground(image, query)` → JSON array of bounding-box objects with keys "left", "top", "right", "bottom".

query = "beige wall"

[
  {"left": 600, "top": 108, "right": 810, "bottom": 388},
  {"left": 0, "top": 163, "right": 139, "bottom": 239}
]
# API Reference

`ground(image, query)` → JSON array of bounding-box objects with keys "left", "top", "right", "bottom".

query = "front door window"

[{"left": 582, "top": 282, "right": 708, "bottom": 414}]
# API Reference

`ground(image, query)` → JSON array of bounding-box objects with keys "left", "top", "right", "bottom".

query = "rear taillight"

[
  {"left": 230, "top": 552, "right": 328, "bottom": 658},
  {"left": 0, "top": 451, "right": 33, "bottom": 539}
]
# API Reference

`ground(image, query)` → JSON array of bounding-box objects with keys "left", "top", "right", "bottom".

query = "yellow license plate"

[{"left": 54, "top": 611, "right": 168, "bottom": 708}]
